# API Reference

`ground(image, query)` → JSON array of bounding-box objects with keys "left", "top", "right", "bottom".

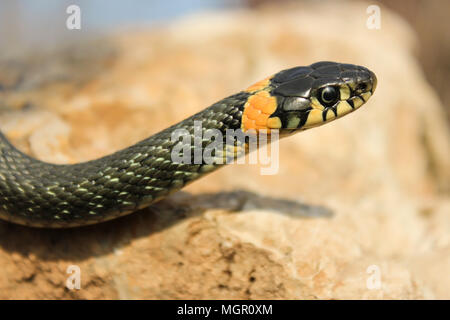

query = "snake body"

[{"left": 0, "top": 61, "right": 376, "bottom": 227}]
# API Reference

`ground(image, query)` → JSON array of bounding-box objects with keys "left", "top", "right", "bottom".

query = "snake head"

[{"left": 242, "top": 61, "right": 377, "bottom": 133}]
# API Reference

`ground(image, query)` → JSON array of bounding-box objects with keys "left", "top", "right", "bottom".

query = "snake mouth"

[
  {"left": 321, "top": 72, "right": 377, "bottom": 125},
  {"left": 276, "top": 83, "right": 376, "bottom": 131}
]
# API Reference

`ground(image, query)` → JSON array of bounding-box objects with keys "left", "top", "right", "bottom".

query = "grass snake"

[{"left": 0, "top": 61, "right": 377, "bottom": 227}]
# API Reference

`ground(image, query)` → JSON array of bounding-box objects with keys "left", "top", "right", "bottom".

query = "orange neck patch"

[
  {"left": 245, "top": 76, "right": 272, "bottom": 93},
  {"left": 241, "top": 90, "right": 278, "bottom": 132}
]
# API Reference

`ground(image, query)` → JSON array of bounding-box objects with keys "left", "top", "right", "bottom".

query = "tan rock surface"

[{"left": 0, "top": 2, "right": 449, "bottom": 299}]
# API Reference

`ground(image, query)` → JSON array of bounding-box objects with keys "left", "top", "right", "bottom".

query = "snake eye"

[{"left": 319, "top": 86, "right": 339, "bottom": 106}]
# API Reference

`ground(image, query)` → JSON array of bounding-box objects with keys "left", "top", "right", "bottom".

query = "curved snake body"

[{"left": 0, "top": 61, "right": 376, "bottom": 227}]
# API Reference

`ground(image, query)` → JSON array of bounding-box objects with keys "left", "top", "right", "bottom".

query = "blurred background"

[{"left": 1, "top": 0, "right": 449, "bottom": 121}]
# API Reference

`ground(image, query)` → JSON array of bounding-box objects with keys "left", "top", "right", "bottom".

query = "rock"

[{"left": 0, "top": 2, "right": 448, "bottom": 299}]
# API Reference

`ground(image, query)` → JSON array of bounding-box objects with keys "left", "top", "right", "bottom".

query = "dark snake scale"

[{"left": 0, "top": 61, "right": 376, "bottom": 227}]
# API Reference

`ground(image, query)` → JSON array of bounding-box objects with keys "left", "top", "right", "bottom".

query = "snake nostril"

[{"left": 357, "top": 83, "right": 367, "bottom": 91}]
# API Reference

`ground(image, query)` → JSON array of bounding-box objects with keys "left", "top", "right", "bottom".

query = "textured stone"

[{"left": 0, "top": 2, "right": 448, "bottom": 299}]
